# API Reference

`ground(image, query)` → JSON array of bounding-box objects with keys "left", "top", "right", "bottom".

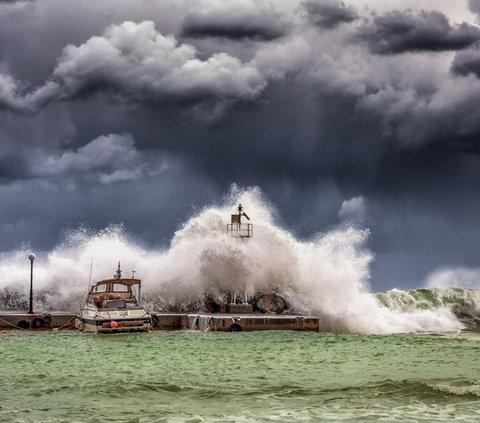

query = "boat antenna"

[{"left": 114, "top": 262, "right": 122, "bottom": 279}]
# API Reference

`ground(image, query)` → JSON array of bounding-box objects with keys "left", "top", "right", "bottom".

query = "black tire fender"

[
  {"left": 32, "top": 317, "right": 44, "bottom": 329},
  {"left": 17, "top": 320, "right": 30, "bottom": 330}
]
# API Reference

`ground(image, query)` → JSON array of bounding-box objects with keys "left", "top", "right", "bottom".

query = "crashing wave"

[{"left": 0, "top": 186, "right": 473, "bottom": 334}]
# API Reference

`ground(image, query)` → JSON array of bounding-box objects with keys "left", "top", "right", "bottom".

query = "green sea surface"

[{"left": 1, "top": 330, "right": 480, "bottom": 422}]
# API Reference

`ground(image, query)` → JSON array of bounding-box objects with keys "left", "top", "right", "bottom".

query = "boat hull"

[
  {"left": 76, "top": 316, "right": 152, "bottom": 333},
  {"left": 75, "top": 310, "right": 152, "bottom": 333}
]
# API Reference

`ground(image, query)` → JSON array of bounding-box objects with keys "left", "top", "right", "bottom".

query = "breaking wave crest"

[
  {"left": 378, "top": 288, "right": 480, "bottom": 324},
  {"left": 0, "top": 186, "right": 472, "bottom": 333}
]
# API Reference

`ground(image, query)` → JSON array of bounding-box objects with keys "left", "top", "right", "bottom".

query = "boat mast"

[
  {"left": 132, "top": 270, "right": 141, "bottom": 302},
  {"left": 114, "top": 262, "right": 122, "bottom": 279},
  {"left": 88, "top": 259, "right": 94, "bottom": 287},
  {"left": 84, "top": 258, "right": 94, "bottom": 302}
]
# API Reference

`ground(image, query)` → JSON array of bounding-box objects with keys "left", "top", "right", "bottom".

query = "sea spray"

[
  {"left": 425, "top": 266, "right": 480, "bottom": 289},
  {"left": 0, "top": 186, "right": 467, "bottom": 333}
]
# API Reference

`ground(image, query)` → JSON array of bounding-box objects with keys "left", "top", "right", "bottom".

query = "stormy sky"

[{"left": 1, "top": 0, "right": 480, "bottom": 290}]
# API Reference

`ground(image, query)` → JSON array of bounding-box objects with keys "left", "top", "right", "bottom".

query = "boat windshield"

[
  {"left": 93, "top": 284, "right": 107, "bottom": 293},
  {"left": 89, "top": 277, "right": 141, "bottom": 302},
  {"left": 112, "top": 283, "right": 129, "bottom": 292}
]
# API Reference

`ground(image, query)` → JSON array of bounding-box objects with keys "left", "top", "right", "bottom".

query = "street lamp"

[{"left": 28, "top": 253, "right": 36, "bottom": 314}]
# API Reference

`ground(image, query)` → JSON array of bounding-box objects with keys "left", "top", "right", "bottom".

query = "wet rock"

[
  {"left": 202, "top": 300, "right": 225, "bottom": 313},
  {"left": 255, "top": 293, "right": 288, "bottom": 314},
  {"left": 202, "top": 294, "right": 228, "bottom": 313},
  {"left": 202, "top": 302, "right": 215, "bottom": 313},
  {"left": 153, "top": 298, "right": 203, "bottom": 313}
]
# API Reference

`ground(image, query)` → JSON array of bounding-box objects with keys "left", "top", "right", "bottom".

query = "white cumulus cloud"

[
  {"left": 0, "top": 20, "right": 267, "bottom": 113},
  {"left": 30, "top": 133, "right": 146, "bottom": 184},
  {"left": 338, "top": 196, "right": 367, "bottom": 223}
]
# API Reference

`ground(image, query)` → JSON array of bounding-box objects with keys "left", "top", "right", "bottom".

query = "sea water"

[{"left": 1, "top": 330, "right": 480, "bottom": 422}]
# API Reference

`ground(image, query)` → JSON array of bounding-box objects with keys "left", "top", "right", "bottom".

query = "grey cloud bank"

[
  {"left": 181, "top": 0, "right": 287, "bottom": 40},
  {"left": 301, "top": 0, "right": 358, "bottom": 29},
  {"left": 0, "top": 0, "right": 480, "bottom": 290},
  {"left": 0, "top": 20, "right": 266, "bottom": 113},
  {"left": 358, "top": 10, "right": 480, "bottom": 54},
  {"left": 29, "top": 133, "right": 145, "bottom": 184}
]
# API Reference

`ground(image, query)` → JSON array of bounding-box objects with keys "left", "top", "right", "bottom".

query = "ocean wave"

[{"left": 0, "top": 186, "right": 475, "bottom": 334}]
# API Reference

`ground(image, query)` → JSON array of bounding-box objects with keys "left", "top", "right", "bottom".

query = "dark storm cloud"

[
  {"left": 451, "top": 44, "right": 480, "bottom": 78},
  {"left": 358, "top": 10, "right": 480, "bottom": 54},
  {"left": 2, "top": 0, "right": 480, "bottom": 290},
  {"left": 0, "top": 20, "right": 266, "bottom": 113},
  {"left": 51, "top": 20, "right": 265, "bottom": 102},
  {"left": 0, "top": 167, "right": 217, "bottom": 251},
  {"left": 0, "top": 0, "right": 186, "bottom": 85},
  {"left": 301, "top": 0, "right": 358, "bottom": 29},
  {"left": 181, "top": 0, "right": 286, "bottom": 40},
  {"left": 11, "top": 131, "right": 175, "bottom": 188},
  {"left": 0, "top": 156, "right": 28, "bottom": 182}
]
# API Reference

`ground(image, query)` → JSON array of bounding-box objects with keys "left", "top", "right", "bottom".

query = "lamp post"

[{"left": 28, "top": 253, "right": 36, "bottom": 314}]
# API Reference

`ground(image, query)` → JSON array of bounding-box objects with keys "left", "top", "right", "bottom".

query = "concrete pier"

[
  {"left": 151, "top": 313, "right": 189, "bottom": 330},
  {"left": 0, "top": 313, "right": 76, "bottom": 330},
  {"left": 151, "top": 313, "right": 319, "bottom": 332},
  {"left": 0, "top": 312, "right": 320, "bottom": 332}
]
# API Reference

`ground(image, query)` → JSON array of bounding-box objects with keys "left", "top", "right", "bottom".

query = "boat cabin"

[{"left": 88, "top": 278, "right": 141, "bottom": 309}]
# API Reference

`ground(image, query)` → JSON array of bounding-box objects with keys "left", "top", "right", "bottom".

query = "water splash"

[
  {"left": 425, "top": 267, "right": 480, "bottom": 289},
  {"left": 0, "top": 186, "right": 468, "bottom": 333}
]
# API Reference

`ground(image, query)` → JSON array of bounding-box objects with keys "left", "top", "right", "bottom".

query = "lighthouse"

[
  {"left": 227, "top": 203, "right": 253, "bottom": 238},
  {"left": 226, "top": 203, "right": 254, "bottom": 313}
]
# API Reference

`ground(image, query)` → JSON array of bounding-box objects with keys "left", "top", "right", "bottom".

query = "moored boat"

[{"left": 75, "top": 263, "right": 152, "bottom": 333}]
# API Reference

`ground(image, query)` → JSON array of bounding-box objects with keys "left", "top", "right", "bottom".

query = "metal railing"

[{"left": 227, "top": 223, "right": 253, "bottom": 238}]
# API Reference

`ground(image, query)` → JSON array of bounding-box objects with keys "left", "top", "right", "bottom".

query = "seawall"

[
  {"left": 0, "top": 313, "right": 76, "bottom": 330},
  {"left": 0, "top": 312, "right": 320, "bottom": 332}
]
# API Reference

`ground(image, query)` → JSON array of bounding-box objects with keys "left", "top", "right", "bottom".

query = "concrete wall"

[
  {"left": 0, "top": 313, "right": 76, "bottom": 330},
  {"left": 187, "top": 314, "right": 319, "bottom": 332},
  {"left": 0, "top": 312, "right": 320, "bottom": 332},
  {"left": 151, "top": 313, "right": 189, "bottom": 330}
]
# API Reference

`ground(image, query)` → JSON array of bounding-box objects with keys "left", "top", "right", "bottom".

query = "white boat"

[{"left": 75, "top": 263, "right": 152, "bottom": 333}]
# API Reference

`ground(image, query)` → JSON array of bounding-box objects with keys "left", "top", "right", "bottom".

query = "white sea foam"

[{"left": 0, "top": 186, "right": 466, "bottom": 333}]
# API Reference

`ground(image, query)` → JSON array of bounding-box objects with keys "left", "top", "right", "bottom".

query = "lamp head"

[{"left": 28, "top": 253, "right": 36, "bottom": 262}]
